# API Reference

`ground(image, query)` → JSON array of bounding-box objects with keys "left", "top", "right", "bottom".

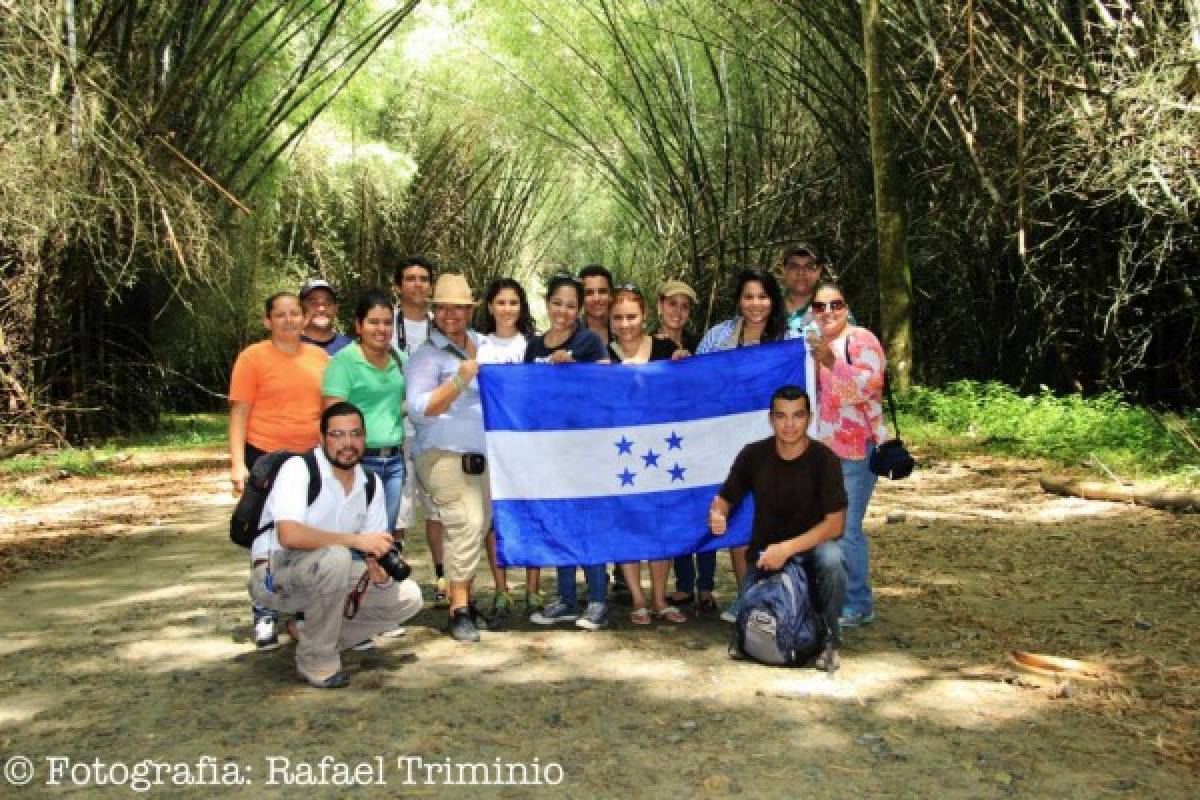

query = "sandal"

[
  {"left": 667, "top": 592, "right": 695, "bottom": 607},
  {"left": 630, "top": 607, "right": 652, "bottom": 625},
  {"left": 655, "top": 605, "right": 687, "bottom": 624}
]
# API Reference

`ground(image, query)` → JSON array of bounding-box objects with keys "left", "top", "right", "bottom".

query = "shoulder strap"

[
  {"left": 389, "top": 347, "right": 406, "bottom": 370},
  {"left": 882, "top": 371, "right": 902, "bottom": 438},
  {"left": 846, "top": 332, "right": 902, "bottom": 437},
  {"left": 300, "top": 450, "right": 322, "bottom": 506},
  {"left": 364, "top": 470, "right": 379, "bottom": 506},
  {"left": 395, "top": 310, "right": 407, "bottom": 353}
]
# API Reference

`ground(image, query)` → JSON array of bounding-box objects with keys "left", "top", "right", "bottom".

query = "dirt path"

[{"left": 0, "top": 450, "right": 1196, "bottom": 797}]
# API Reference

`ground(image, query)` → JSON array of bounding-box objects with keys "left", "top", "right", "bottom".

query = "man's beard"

[{"left": 327, "top": 447, "right": 361, "bottom": 470}]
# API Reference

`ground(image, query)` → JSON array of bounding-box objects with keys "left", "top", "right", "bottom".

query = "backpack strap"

[
  {"left": 300, "top": 450, "right": 322, "bottom": 506},
  {"left": 363, "top": 470, "right": 379, "bottom": 507}
]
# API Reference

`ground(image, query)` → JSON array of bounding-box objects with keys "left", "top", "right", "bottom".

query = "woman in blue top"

[
  {"left": 526, "top": 273, "right": 611, "bottom": 630},
  {"left": 674, "top": 268, "right": 787, "bottom": 620}
]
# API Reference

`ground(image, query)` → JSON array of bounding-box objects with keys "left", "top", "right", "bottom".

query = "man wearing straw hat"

[{"left": 405, "top": 274, "right": 492, "bottom": 643}]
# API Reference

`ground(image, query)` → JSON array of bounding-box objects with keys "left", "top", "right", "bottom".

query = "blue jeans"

[
  {"left": 556, "top": 565, "right": 608, "bottom": 605},
  {"left": 840, "top": 444, "right": 879, "bottom": 616},
  {"left": 360, "top": 452, "right": 406, "bottom": 535},
  {"left": 742, "top": 540, "right": 847, "bottom": 645},
  {"left": 673, "top": 551, "right": 716, "bottom": 594}
]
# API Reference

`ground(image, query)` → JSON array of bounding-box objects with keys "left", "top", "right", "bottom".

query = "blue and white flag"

[{"left": 478, "top": 339, "right": 813, "bottom": 567}]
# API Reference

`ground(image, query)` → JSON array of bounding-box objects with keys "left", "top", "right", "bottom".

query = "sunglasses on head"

[
  {"left": 811, "top": 299, "right": 846, "bottom": 313},
  {"left": 614, "top": 283, "right": 643, "bottom": 295}
]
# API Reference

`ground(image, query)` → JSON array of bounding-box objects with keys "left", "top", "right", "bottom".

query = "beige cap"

[
  {"left": 431, "top": 273, "right": 475, "bottom": 305},
  {"left": 658, "top": 279, "right": 697, "bottom": 304}
]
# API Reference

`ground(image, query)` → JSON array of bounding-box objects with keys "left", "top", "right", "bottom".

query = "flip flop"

[
  {"left": 630, "top": 607, "right": 652, "bottom": 625},
  {"left": 655, "top": 606, "right": 687, "bottom": 624}
]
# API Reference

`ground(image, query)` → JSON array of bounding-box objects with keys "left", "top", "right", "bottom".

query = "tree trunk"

[{"left": 862, "top": 0, "right": 913, "bottom": 388}]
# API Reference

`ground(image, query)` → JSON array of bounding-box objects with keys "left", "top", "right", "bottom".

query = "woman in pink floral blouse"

[{"left": 807, "top": 282, "right": 888, "bottom": 628}]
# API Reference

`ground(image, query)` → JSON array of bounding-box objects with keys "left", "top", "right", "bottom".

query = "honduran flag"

[{"left": 478, "top": 339, "right": 813, "bottom": 567}]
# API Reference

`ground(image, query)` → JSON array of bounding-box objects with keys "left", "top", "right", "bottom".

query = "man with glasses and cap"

[{"left": 299, "top": 278, "right": 353, "bottom": 355}]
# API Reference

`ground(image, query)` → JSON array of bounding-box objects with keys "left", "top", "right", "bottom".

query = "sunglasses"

[
  {"left": 811, "top": 300, "right": 847, "bottom": 313},
  {"left": 614, "top": 283, "right": 643, "bottom": 296}
]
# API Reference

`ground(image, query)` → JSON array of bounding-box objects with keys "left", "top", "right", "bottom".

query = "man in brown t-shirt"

[{"left": 710, "top": 385, "right": 849, "bottom": 668}]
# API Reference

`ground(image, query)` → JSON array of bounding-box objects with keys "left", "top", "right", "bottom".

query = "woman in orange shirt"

[
  {"left": 228, "top": 293, "right": 330, "bottom": 493},
  {"left": 228, "top": 292, "right": 329, "bottom": 649}
]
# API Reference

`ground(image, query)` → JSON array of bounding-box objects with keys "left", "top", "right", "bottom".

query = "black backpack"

[{"left": 229, "top": 451, "right": 378, "bottom": 548}]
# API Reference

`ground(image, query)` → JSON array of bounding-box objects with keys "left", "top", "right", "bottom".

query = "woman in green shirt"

[{"left": 322, "top": 289, "right": 407, "bottom": 536}]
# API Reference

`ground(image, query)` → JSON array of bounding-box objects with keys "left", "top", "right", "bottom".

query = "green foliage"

[
  {"left": 899, "top": 382, "right": 1200, "bottom": 479},
  {"left": 0, "top": 414, "right": 225, "bottom": 479}
]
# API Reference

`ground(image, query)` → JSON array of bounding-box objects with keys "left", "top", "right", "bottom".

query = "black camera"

[
  {"left": 376, "top": 545, "right": 411, "bottom": 583},
  {"left": 461, "top": 453, "right": 486, "bottom": 475}
]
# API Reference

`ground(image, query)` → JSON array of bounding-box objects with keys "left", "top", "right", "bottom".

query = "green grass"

[
  {"left": 897, "top": 381, "right": 1200, "bottom": 484},
  {"left": 0, "top": 413, "right": 226, "bottom": 478}
]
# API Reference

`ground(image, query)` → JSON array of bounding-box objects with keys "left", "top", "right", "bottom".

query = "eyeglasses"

[
  {"left": 325, "top": 428, "right": 365, "bottom": 440},
  {"left": 811, "top": 300, "right": 847, "bottom": 313}
]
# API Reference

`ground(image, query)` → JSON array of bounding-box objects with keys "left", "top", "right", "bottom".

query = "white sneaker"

[
  {"left": 254, "top": 613, "right": 279, "bottom": 651},
  {"left": 575, "top": 602, "right": 609, "bottom": 631}
]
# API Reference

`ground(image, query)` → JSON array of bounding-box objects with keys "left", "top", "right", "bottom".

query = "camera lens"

[{"left": 376, "top": 546, "right": 411, "bottom": 582}]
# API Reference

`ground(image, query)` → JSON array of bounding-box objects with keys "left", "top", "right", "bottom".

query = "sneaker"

[
  {"left": 350, "top": 639, "right": 376, "bottom": 652},
  {"left": 434, "top": 576, "right": 449, "bottom": 607},
  {"left": 492, "top": 591, "right": 513, "bottom": 619},
  {"left": 449, "top": 609, "right": 480, "bottom": 643},
  {"left": 815, "top": 642, "right": 841, "bottom": 674},
  {"left": 575, "top": 601, "right": 609, "bottom": 631},
  {"left": 254, "top": 612, "right": 279, "bottom": 651},
  {"left": 469, "top": 602, "right": 489, "bottom": 632},
  {"left": 719, "top": 596, "right": 742, "bottom": 624},
  {"left": 530, "top": 600, "right": 578, "bottom": 625},
  {"left": 839, "top": 610, "right": 876, "bottom": 629}
]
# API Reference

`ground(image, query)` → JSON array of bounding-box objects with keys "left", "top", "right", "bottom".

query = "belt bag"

[{"left": 461, "top": 453, "right": 486, "bottom": 475}]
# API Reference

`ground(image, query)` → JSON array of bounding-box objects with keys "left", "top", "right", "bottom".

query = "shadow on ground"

[{"left": 0, "top": 455, "right": 1196, "bottom": 798}]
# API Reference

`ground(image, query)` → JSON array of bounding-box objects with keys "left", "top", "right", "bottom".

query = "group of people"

[{"left": 230, "top": 245, "right": 888, "bottom": 688}]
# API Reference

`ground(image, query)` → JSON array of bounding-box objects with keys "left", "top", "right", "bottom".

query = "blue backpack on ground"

[{"left": 731, "top": 556, "right": 825, "bottom": 666}]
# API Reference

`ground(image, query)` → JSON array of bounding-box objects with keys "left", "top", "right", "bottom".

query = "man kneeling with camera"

[{"left": 248, "top": 401, "right": 423, "bottom": 688}]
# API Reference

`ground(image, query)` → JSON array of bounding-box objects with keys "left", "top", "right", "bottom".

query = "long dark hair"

[
  {"left": 480, "top": 278, "right": 535, "bottom": 337},
  {"left": 734, "top": 268, "right": 786, "bottom": 342}
]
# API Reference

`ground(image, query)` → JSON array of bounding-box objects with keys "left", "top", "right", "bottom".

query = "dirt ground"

[{"left": 0, "top": 446, "right": 1197, "bottom": 798}]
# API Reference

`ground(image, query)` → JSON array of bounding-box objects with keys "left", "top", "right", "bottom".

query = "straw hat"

[{"left": 431, "top": 274, "right": 475, "bottom": 305}]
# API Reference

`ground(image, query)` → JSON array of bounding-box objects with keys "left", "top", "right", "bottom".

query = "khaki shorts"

[
  {"left": 397, "top": 442, "right": 438, "bottom": 528},
  {"left": 415, "top": 449, "right": 491, "bottom": 583}
]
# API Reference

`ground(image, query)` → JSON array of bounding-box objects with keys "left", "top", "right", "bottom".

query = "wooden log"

[{"left": 1039, "top": 476, "right": 1200, "bottom": 513}]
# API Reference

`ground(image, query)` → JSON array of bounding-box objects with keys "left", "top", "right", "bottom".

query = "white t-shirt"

[
  {"left": 392, "top": 312, "right": 431, "bottom": 355},
  {"left": 250, "top": 447, "right": 387, "bottom": 560},
  {"left": 476, "top": 332, "right": 528, "bottom": 365}
]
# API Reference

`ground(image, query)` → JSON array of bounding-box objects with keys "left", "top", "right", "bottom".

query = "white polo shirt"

[{"left": 250, "top": 447, "right": 387, "bottom": 560}]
